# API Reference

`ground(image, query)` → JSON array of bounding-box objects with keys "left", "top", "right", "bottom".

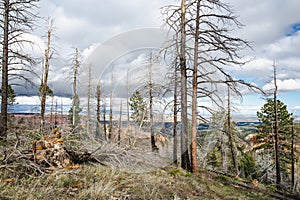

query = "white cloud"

[{"left": 263, "top": 79, "right": 300, "bottom": 91}]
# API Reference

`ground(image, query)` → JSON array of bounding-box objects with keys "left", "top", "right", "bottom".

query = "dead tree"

[
  {"left": 273, "top": 62, "right": 281, "bottom": 188},
  {"left": 68, "top": 48, "right": 82, "bottom": 131},
  {"left": 173, "top": 65, "right": 179, "bottom": 164},
  {"left": 118, "top": 100, "right": 122, "bottom": 146},
  {"left": 191, "top": 0, "right": 200, "bottom": 175},
  {"left": 40, "top": 20, "right": 54, "bottom": 133},
  {"left": 0, "top": 0, "right": 39, "bottom": 141},
  {"left": 226, "top": 84, "right": 238, "bottom": 175},
  {"left": 103, "top": 96, "right": 107, "bottom": 138},
  {"left": 86, "top": 64, "right": 92, "bottom": 135},
  {"left": 127, "top": 69, "right": 130, "bottom": 127},
  {"left": 179, "top": 0, "right": 191, "bottom": 171},
  {"left": 95, "top": 84, "right": 101, "bottom": 139},
  {"left": 108, "top": 70, "right": 113, "bottom": 140},
  {"left": 149, "top": 52, "right": 159, "bottom": 152},
  {"left": 162, "top": 0, "right": 260, "bottom": 174}
]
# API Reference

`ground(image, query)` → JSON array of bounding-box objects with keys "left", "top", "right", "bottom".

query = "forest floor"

[
  {"left": 0, "top": 124, "right": 299, "bottom": 200},
  {"left": 1, "top": 163, "right": 298, "bottom": 200}
]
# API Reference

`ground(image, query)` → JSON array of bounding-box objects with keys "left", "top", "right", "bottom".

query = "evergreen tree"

[
  {"left": 68, "top": 94, "right": 82, "bottom": 126},
  {"left": 256, "top": 99, "right": 293, "bottom": 184},
  {"left": 129, "top": 91, "right": 147, "bottom": 126}
]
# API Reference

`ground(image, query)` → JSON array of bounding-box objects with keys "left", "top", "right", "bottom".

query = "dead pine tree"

[
  {"left": 40, "top": 20, "right": 54, "bottom": 133},
  {"left": 191, "top": 0, "right": 201, "bottom": 175},
  {"left": 86, "top": 64, "right": 92, "bottom": 135},
  {"left": 69, "top": 48, "right": 82, "bottom": 132},
  {"left": 173, "top": 64, "right": 179, "bottom": 164},
  {"left": 162, "top": 0, "right": 257, "bottom": 174},
  {"left": 149, "top": 52, "right": 159, "bottom": 152},
  {"left": 108, "top": 69, "right": 114, "bottom": 140},
  {"left": 0, "top": 0, "right": 39, "bottom": 141},
  {"left": 179, "top": 0, "right": 191, "bottom": 171},
  {"left": 103, "top": 96, "right": 107, "bottom": 138},
  {"left": 118, "top": 100, "right": 122, "bottom": 146},
  {"left": 226, "top": 84, "right": 238, "bottom": 175},
  {"left": 273, "top": 61, "right": 281, "bottom": 188},
  {"left": 95, "top": 84, "right": 101, "bottom": 140},
  {"left": 127, "top": 69, "right": 130, "bottom": 128}
]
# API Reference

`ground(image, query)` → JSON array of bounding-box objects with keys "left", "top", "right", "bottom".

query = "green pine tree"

[
  {"left": 68, "top": 94, "right": 82, "bottom": 126},
  {"left": 256, "top": 98, "right": 294, "bottom": 184},
  {"left": 129, "top": 91, "right": 147, "bottom": 126}
]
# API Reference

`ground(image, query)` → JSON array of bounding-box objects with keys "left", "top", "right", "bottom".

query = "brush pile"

[{"left": 32, "top": 128, "right": 72, "bottom": 168}]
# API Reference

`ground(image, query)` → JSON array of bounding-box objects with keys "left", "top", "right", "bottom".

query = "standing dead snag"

[
  {"left": 40, "top": 20, "right": 54, "bottom": 133},
  {"left": 0, "top": 0, "right": 39, "bottom": 141},
  {"left": 226, "top": 84, "right": 238, "bottom": 175},
  {"left": 108, "top": 69, "right": 114, "bottom": 140},
  {"left": 96, "top": 84, "right": 101, "bottom": 139},
  {"left": 273, "top": 62, "right": 281, "bottom": 188},
  {"left": 149, "top": 52, "right": 159, "bottom": 152},
  {"left": 179, "top": 0, "right": 191, "bottom": 171},
  {"left": 191, "top": 0, "right": 200, "bottom": 175}
]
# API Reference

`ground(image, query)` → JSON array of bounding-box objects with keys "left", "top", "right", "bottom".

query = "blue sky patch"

[{"left": 286, "top": 23, "right": 300, "bottom": 36}]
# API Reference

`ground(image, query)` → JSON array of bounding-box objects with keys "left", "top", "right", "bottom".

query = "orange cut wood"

[{"left": 1, "top": 178, "right": 14, "bottom": 183}]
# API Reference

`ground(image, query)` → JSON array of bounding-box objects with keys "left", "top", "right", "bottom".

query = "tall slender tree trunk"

[
  {"left": 149, "top": 52, "right": 158, "bottom": 152},
  {"left": 173, "top": 66, "right": 178, "bottom": 164},
  {"left": 96, "top": 84, "right": 101, "bottom": 139},
  {"left": 108, "top": 70, "right": 113, "bottom": 139},
  {"left": 273, "top": 62, "right": 281, "bottom": 188},
  {"left": 87, "top": 65, "right": 92, "bottom": 135},
  {"left": 227, "top": 85, "right": 238, "bottom": 175},
  {"left": 191, "top": 0, "right": 200, "bottom": 175},
  {"left": 0, "top": 0, "right": 9, "bottom": 141},
  {"left": 40, "top": 22, "right": 53, "bottom": 133},
  {"left": 221, "top": 130, "right": 227, "bottom": 173},
  {"left": 118, "top": 100, "right": 122, "bottom": 146},
  {"left": 127, "top": 69, "right": 130, "bottom": 127},
  {"left": 72, "top": 48, "right": 79, "bottom": 129},
  {"left": 54, "top": 100, "right": 57, "bottom": 127},
  {"left": 103, "top": 97, "right": 107, "bottom": 138},
  {"left": 180, "top": 0, "right": 191, "bottom": 171}
]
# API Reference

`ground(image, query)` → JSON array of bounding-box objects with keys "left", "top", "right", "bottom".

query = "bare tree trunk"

[
  {"left": 96, "top": 84, "right": 101, "bottom": 139},
  {"left": 108, "top": 71, "right": 113, "bottom": 140},
  {"left": 103, "top": 97, "right": 107, "bottom": 139},
  {"left": 227, "top": 85, "right": 238, "bottom": 175},
  {"left": 127, "top": 69, "right": 130, "bottom": 127},
  {"left": 173, "top": 66, "right": 178, "bottom": 164},
  {"left": 149, "top": 52, "right": 158, "bottom": 152},
  {"left": 60, "top": 98, "right": 63, "bottom": 125},
  {"left": 40, "top": 22, "right": 53, "bottom": 133},
  {"left": 50, "top": 96, "right": 53, "bottom": 127},
  {"left": 55, "top": 100, "right": 58, "bottom": 127},
  {"left": 273, "top": 62, "right": 281, "bottom": 188},
  {"left": 87, "top": 64, "right": 92, "bottom": 135},
  {"left": 0, "top": 0, "right": 9, "bottom": 141},
  {"left": 191, "top": 0, "right": 200, "bottom": 175},
  {"left": 118, "top": 100, "right": 122, "bottom": 146},
  {"left": 180, "top": 0, "right": 191, "bottom": 171},
  {"left": 221, "top": 130, "right": 227, "bottom": 173},
  {"left": 72, "top": 48, "right": 79, "bottom": 129}
]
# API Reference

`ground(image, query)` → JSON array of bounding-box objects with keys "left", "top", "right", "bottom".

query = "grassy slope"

[{"left": 0, "top": 163, "right": 286, "bottom": 200}]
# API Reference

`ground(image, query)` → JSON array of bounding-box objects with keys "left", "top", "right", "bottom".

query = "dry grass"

[
  {"left": 0, "top": 163, "right": 284, "bottom": 200},
  {"left": 0, "top": 124, "right": 297, "bottom": 200}
]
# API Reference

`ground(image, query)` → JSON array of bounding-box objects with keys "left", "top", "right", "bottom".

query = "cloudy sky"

[{"left": 13, "top": 0, "right": 300, "bottom": 116}]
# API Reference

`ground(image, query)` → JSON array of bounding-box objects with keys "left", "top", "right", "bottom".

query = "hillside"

[{"left": 1, "top": 163, "right": 299, "bottom": 200}]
